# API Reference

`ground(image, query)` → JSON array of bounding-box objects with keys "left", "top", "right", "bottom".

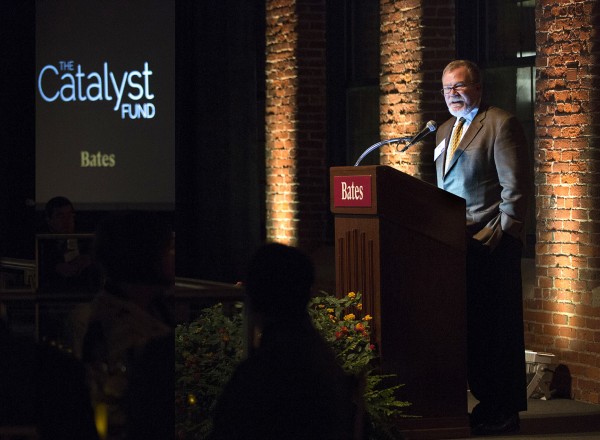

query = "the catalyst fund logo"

[{"left": 37, "top": 60, "right": 156, "bottom": 120}]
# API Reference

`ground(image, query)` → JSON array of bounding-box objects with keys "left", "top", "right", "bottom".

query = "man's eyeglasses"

[{"left": 440, "top": 83, "right": 476, "bottom": 95}]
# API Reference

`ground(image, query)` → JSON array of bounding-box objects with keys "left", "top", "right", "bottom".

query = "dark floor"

[{"left": 456, "top": 393, "right": 600, "bottom": 440}]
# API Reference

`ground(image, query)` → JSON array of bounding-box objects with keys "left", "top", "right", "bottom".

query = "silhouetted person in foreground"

[
  {"left": 210, "top": 243, "right": 359, "bottom": 440},
  {"left": 0, "top": 308, "right": 99, "bottom": 439},
  {"left": 76, "top": 212, "right": 175, "bottom": 440}
]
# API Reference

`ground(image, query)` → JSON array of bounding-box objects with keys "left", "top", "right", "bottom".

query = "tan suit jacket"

[{"left": 435, "top": 104, "right": 532, "bottom": 250}]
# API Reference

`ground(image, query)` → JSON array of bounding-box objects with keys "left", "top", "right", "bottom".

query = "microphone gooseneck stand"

[{"left": 353, "top": 137, "right": 411, "bottom": 167}]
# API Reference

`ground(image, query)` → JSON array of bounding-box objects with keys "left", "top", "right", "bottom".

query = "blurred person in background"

[{"left": 77, "top": 211, "right": 175, "bottom": 440}]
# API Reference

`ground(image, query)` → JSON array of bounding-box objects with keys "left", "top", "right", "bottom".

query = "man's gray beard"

[
  {"left": 447, "top": 98, "right": 480, "bottom": 118},
  {"left": 448, "top": 105, "right": 472, "bottom": 118}
]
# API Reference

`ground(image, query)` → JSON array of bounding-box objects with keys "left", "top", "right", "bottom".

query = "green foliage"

[
  {"left": 308, "top": 291, "right": 411, "bottom": 438},
  {"left": 175, "top": 303, "right": 245, "bottom": 439},
  {"left": 175, "top": 292, "right": 410, "bottom": 439}
]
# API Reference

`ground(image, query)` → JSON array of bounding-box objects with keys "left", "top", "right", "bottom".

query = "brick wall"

[
  {"left": 265, "top": 0, "right": 328, "bottom": 249},
  {"left": 379, "top": 0, "right": 455, "bottom": 185},
  {"left": 525, "top": 0, "right": 600, "bottom": 403}
]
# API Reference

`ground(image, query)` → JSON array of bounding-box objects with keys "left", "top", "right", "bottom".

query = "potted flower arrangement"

[{"left": 175, "top": 292, "right": 410, "bottom": 439}]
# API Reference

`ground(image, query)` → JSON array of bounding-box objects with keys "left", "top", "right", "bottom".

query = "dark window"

[
  {"left": 457, "top": 0, "right": 536, "bottom": 255},
  {"left": 327, "top": 0, "right": 380, "bottom": 168}
]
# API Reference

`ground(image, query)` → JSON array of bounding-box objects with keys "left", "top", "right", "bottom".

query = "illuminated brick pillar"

[
  {"left": 526, "top": 0, "right": 600, "bottom": 403},
  {"left": 379, "top": 0, "right": 455, "bottom": 184},
  {"left": 265, "top": 0, "right": 327, "bottom": 248}
]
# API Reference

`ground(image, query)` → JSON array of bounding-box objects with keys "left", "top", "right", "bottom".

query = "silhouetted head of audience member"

[
  {"left": 210, "top": 243, "right": 360, "bottom": 440},
  {"left": 93, "top": 211, "right": 175, "bottom": 289},
  {"left": 45, "top": 196, "right": 75, "bottom": 234},
  {"left": 245, "top": 243, "right": 314, "bottom": 321}
]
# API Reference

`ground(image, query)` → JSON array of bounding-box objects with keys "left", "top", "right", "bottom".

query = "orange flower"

[
  {"left": 343, "top": 313, "right": 355, "bottom": 321},
  {"left": 355, "top": 322, "right": 365, "bottom": 332},
  {"left": 363, "top": 314, "right": 373, "bottom": 321},
  {"left": 347, "top": 292, "right": 356, "bottom": 299}
]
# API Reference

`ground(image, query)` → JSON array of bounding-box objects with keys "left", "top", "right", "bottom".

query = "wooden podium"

[{"left": 330, "top": 165, "right": 469, "bottom": 438}]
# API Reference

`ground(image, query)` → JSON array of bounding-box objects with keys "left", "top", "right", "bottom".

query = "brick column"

[
  {"left": 526, "top": 0, "right": 600, "bottom": 403},
  {"left": 265, "top": 0, "right": 327, "bottom": 249},
  {"left": 379, "top": 0, "right": 455, "bottom": 184}
]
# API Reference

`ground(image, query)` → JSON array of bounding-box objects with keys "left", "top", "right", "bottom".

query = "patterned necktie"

[{"left": 445, "top": 117, "right": 466, "bottom": 170}]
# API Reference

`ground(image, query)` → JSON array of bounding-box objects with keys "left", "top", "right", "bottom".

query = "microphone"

[{"left": 399, "top": 120, "right": 437, "bottom": 152}]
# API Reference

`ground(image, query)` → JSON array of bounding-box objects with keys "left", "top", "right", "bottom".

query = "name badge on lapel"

[{"left": 434, "top": 140, "right": 446, "bottom": 162}]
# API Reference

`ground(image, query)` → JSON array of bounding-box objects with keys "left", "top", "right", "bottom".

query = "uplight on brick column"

[
  {"left": 265, "top": 1, "right": 300, "bottom": 246},
  {"left": 265, "top": 0, "right": 328, "bottom": 249},
  {"left": 526, "top": 0, "right": 600, "bottom": 404},
  {"left": 379, "top": 0, "right": 455, "bottom": 185}
]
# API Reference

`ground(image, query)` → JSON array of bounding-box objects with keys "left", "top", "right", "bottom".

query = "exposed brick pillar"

[
  {"left": 379, "top": 0, "right": 455, "bottom": 184},
  {"left": 526, "top": 0, "right": 600, "bottom": 403},
  {"left": 265, "top": 0, "right": 328, "bottom": 249}
]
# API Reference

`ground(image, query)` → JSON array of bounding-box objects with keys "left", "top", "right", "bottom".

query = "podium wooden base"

[{"left": 331, "top": 165, "right": 469, "bottom": 438}]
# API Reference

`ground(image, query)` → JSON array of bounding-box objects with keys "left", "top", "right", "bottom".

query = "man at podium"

[{"left": 435, "top": 60, "right": 532, "bottom": 436}]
